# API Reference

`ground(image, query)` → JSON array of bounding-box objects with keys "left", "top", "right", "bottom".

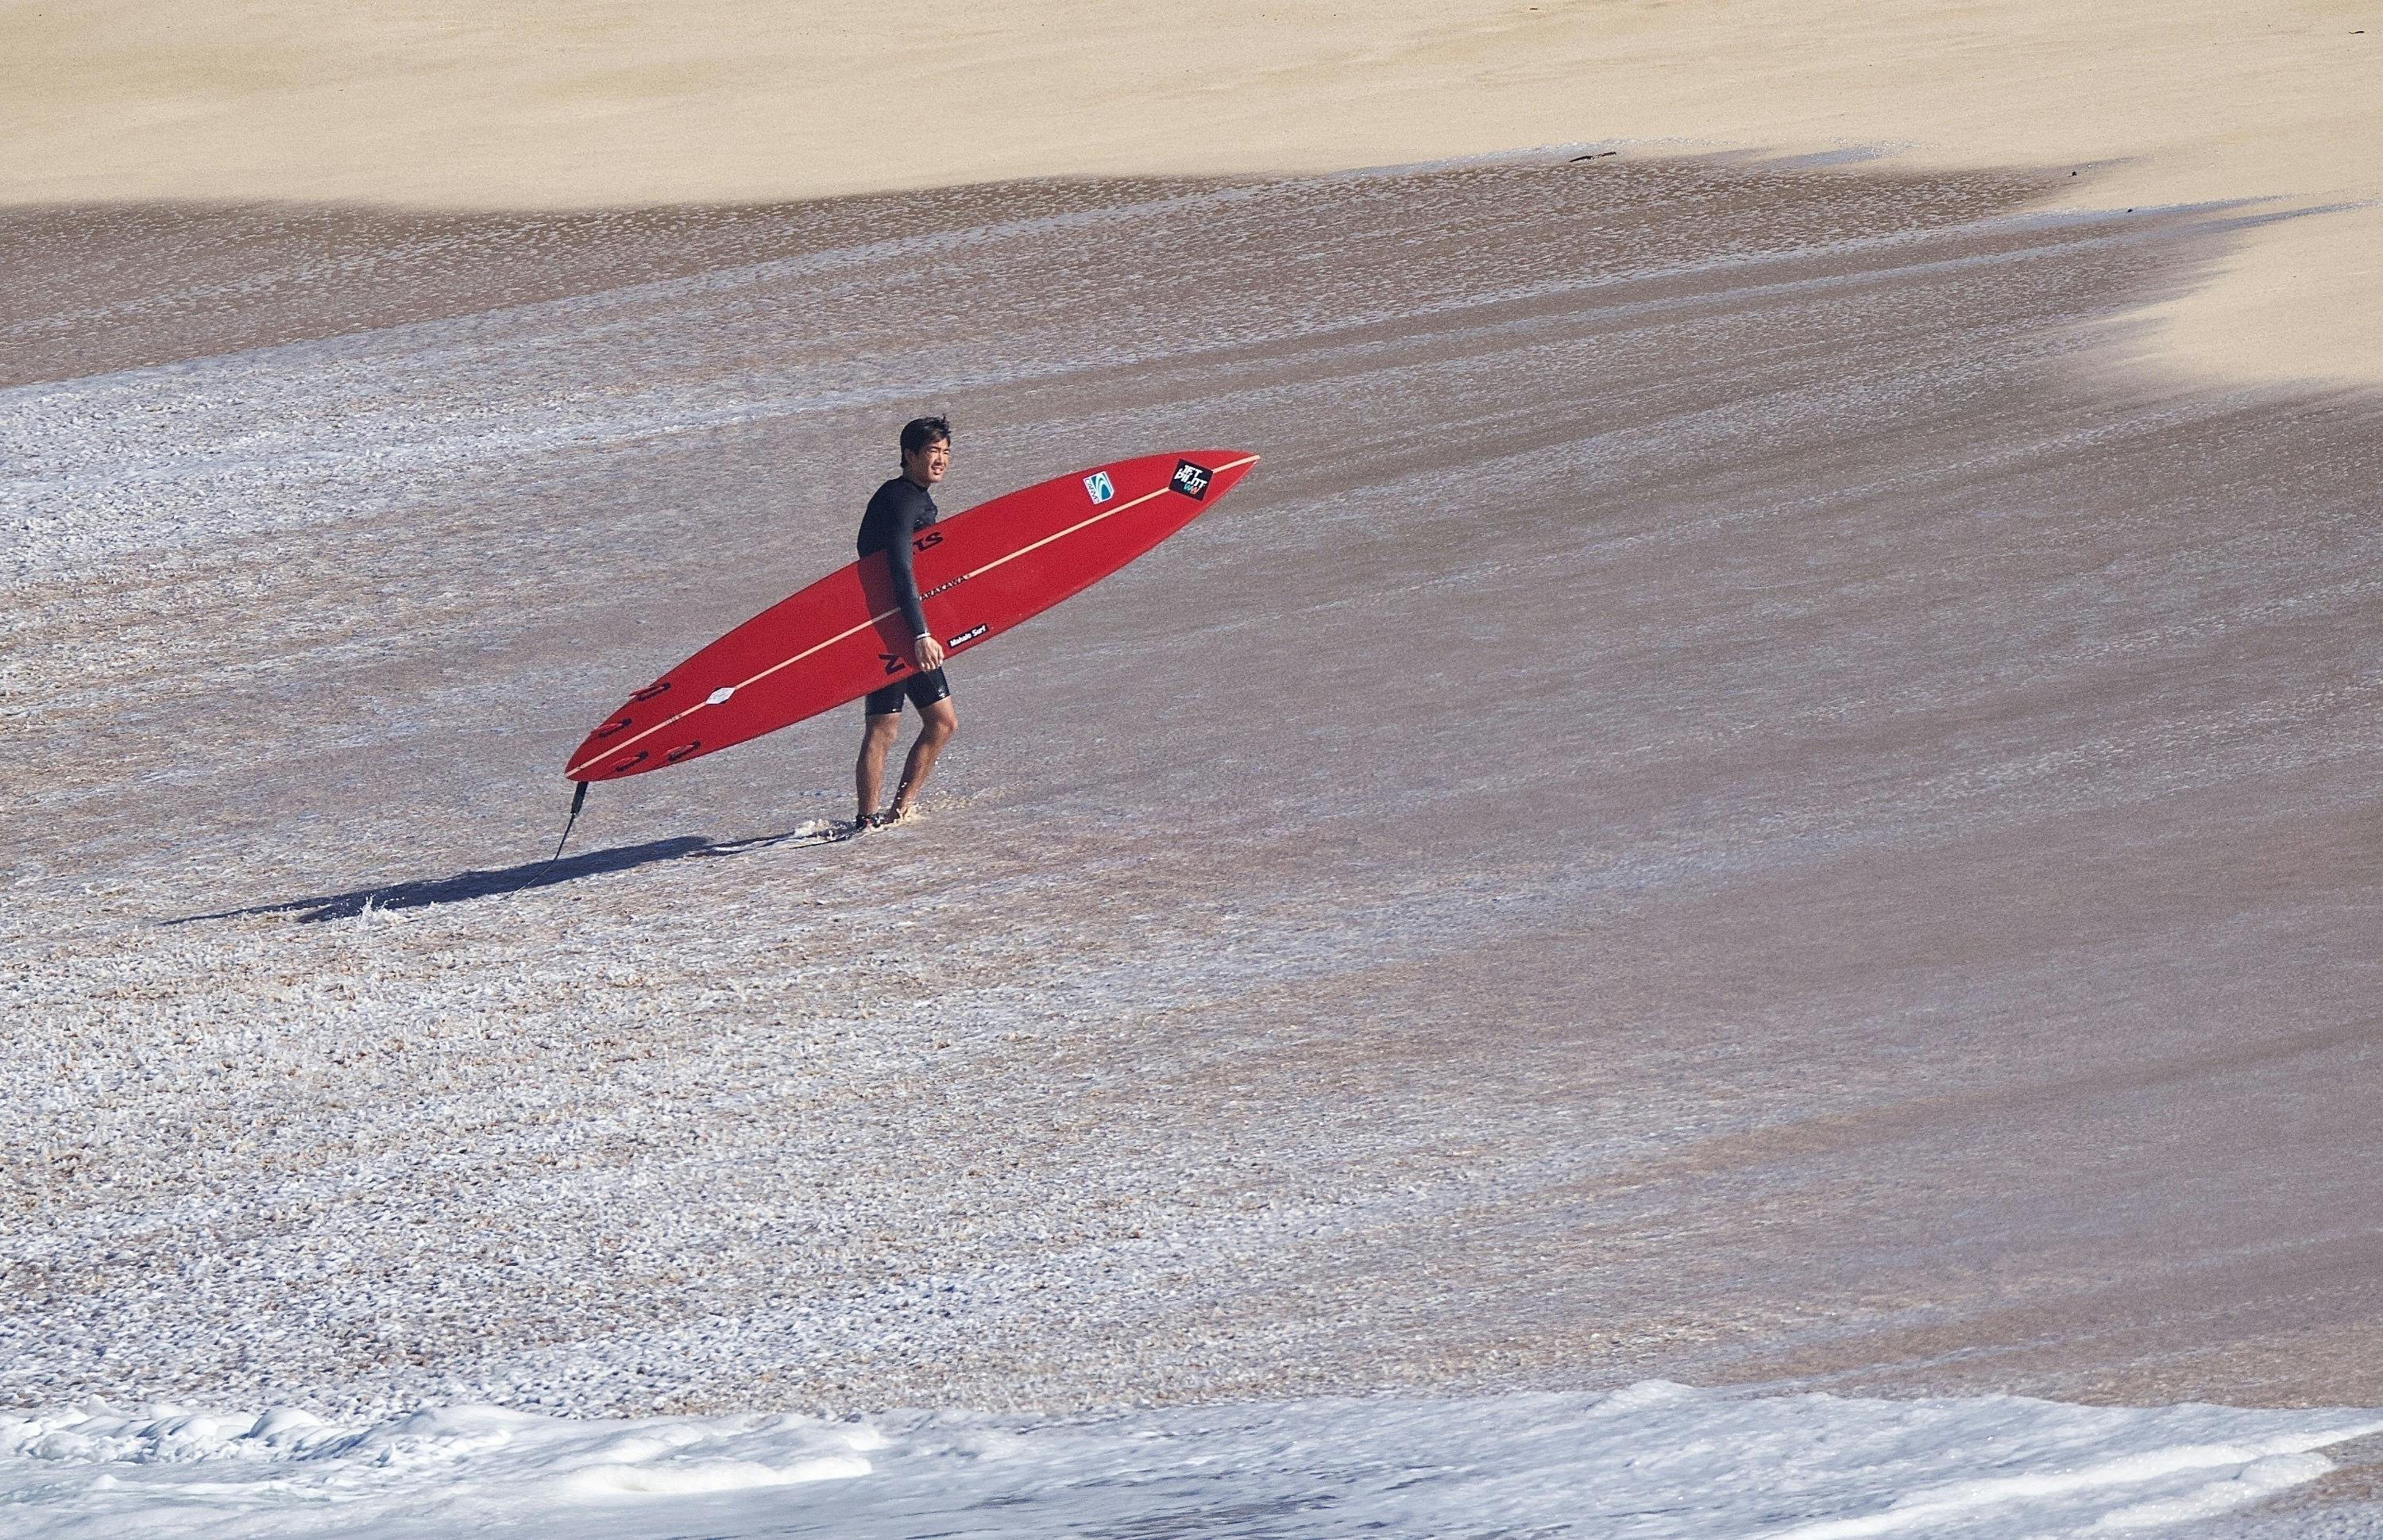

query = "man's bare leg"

[
  {"left": 887, "top": 697, "right": 957, "bottom": 820},
  {"left": 855, "top": 711, "right": 902, "bottom": 822}
]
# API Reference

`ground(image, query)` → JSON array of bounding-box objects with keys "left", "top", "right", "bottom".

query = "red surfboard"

[{"left": 565, "top": 450, "right": 1260, "bottom": 782}]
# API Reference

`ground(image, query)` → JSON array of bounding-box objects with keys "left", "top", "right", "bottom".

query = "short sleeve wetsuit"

[{"left": 857, "top": 475, "right": 950, "bottom": 715}]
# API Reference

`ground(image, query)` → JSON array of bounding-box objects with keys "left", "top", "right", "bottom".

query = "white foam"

[{"left": 1, "top": 1383, "right": 2373, "bottom": 1539}]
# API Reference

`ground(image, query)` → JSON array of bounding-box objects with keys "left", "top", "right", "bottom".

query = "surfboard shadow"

[{"left": 171, "top": 824, "right": 851, "bottom": 925}]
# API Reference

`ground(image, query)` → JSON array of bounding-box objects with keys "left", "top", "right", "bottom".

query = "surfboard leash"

[{"left": 550, "top": 780, "right": 590, "bottom": 863}]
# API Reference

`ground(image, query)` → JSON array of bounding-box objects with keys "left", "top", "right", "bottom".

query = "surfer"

[{"left": 854, "top": 415, "right": 958, "bottom": 829}]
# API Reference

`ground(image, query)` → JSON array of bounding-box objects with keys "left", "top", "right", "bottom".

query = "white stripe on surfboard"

[{"left": 567, "top": 454, "right": 1257, "bottom": 778}]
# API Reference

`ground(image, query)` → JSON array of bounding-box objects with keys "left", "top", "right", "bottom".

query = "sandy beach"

[
  {"left": 4, "top": 1, "right": 2378, "bottom": 385},
  {"left": 6, "top": 5, "right": 2382, "bottom": 1537}
]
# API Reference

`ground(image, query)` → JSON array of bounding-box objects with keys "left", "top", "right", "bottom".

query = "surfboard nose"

[{"left": 1181, "top": 450, "right": 1261, "bottom": 501}]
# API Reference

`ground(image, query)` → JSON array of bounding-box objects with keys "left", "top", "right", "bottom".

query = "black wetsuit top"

[{"left": 856, "top": 475, "right": 940, "bottom": 639}]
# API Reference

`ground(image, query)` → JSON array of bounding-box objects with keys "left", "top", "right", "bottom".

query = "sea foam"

[{"left": 2, "top": 1381, "right": 2374, "bottom": 1539}]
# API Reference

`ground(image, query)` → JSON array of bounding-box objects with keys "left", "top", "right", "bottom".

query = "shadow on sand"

[{"left": 170, "top": 823, "right": 854, "bottom": 925}]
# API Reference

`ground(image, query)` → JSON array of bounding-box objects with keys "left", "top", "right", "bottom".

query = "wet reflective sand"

[{"left": 6, "top": 156, "right": 2381, "bottom": 1443}]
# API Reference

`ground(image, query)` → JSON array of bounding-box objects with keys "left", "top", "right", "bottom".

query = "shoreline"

[{"left": 3, "top": 2, "right": 2377, "bottom": 386}]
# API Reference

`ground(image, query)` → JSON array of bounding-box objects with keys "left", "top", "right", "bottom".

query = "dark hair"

[{"left": 900, "top": 415, "right": 952, "bottom": 460}]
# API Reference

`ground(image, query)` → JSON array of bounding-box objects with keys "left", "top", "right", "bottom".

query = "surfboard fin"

[{"left": 551, "top": 780, "right": 590, "bottom": 863}]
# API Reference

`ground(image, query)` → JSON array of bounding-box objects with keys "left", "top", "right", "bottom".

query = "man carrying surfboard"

[{"left": 854, "top": 415, "right": 958, "bottom": 829}]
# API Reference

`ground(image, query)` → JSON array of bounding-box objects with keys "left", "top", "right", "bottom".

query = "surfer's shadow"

[{"left": 168, "top": 824, "right": 852, "bottom": 925}]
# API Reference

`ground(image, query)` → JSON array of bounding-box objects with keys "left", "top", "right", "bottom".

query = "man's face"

[{"left": 904, "top": 437, "right": 951, "bottom": 486}]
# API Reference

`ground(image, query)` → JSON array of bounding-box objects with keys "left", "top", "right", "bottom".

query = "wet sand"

[{"left": 6, "top": 150, "right": 2382, "bottom": 1511}]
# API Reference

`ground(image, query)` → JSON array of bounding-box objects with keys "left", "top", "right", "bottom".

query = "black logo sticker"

[
  {"left": 946, "top": 624, "right": 988, "bottom": 648},
  {"left": 880, "top": 651, "right": 905, "bottom": 676},
  {"left": 1170, "top": 460, "right": 1214, "bottom": 500}
]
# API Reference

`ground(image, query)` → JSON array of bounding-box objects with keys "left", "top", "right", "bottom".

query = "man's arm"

[{"left": 883, "top": 496, "right": 946, "bottom": 670}]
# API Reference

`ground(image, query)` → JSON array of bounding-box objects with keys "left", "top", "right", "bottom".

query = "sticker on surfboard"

[
  {"left": 1169, "top": 460, "right": 1213, "bottom": 500},
  {"left": 1083, "top": 471, "right": 1115, "bottom": 504}
]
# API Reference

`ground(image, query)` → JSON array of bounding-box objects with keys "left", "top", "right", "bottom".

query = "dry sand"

[{"left": 2, "top": 1, "right": 2378, "bottom": 384}]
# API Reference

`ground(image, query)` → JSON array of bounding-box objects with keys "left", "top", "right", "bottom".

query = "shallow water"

[
  {"left": 7, "top": 1381, "right": 2379, "bottom": 1539},
  {"left": 5, "top": 153, "right": 2381, "bottom": 1450}
]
